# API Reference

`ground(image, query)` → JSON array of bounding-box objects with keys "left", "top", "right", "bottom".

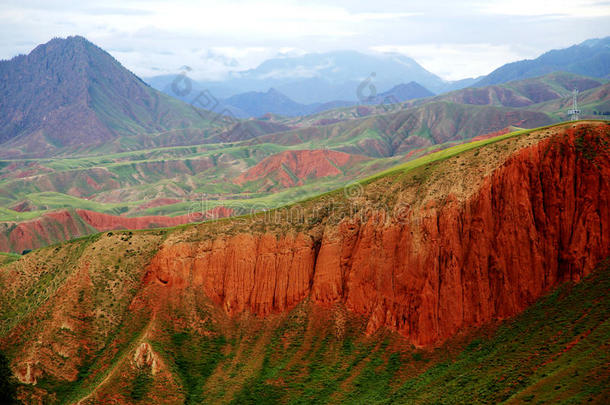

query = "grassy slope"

[
  {"left": 0, "top": 121, "right": 607, "bottom": 404},
  {"left": 9, "top": 245, "right": 608, "bottom": 404},
  {"left": 0, "top": 123, "right": 528, "bottom": 223},
  {"left": 0, "top": 118, "right": 562, "bottom": 223},
  {"left": 0, "top": 252, "right": 19, "bottom": 266},
  {"left": 219, "top": 259, "right": 610, "bottom": 404},
  {"left": 1, "top": 72, "right": 608, "bottom": 226},
  {"left": 0, "top": 121, "right": 598, "bottom": 240},
  {"left": 0, "top": 136, "right": 458, "bottom": 223}
]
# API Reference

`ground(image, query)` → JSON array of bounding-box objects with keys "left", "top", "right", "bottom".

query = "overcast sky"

[{"left": 1, "top": 0, "right": 609, "bottom": 81}]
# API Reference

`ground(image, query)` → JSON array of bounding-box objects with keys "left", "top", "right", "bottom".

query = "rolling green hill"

[{"left": 1, "top": 45, "right": 609, "bottom": 254}]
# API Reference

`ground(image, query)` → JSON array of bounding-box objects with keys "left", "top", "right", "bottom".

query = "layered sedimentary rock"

[{"left": 144, "top": 123, "right": 610, "bottom": 346}]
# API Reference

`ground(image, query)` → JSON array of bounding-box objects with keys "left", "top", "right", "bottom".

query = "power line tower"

[{"left": 567, "top": 89, "right": 580, "bottom": 121}]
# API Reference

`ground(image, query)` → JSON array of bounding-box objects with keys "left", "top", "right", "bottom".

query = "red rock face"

[
  {"left": 234, "top": 150, "right": 368, "bottom": 188},
  {"left": 0, "top": 210, "right": 89, "bottom": 254},
  {"left": 144, "top": 125, "right": 610, "bottom": 346},
  {"left": 146, "top": 233, "right": 316, "bottom": 315}
]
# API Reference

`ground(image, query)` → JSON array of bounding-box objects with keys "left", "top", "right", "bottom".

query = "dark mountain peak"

[
  {"left": 475, "top": 37, "right": 610, "bottom": 87},
  {"left": 377, "top": 81, "right": 434, "bottom": 102},
  {"left": 265, "top": 88, "right": 298, "bottom": 103},
  {"left": 266, "top": 87, "right": 284, "bottom": 96},
  {"left": 28, "top": 35, "right": 98, "bottom": 61},
  {"left": 1, "top": 35, "right": 131, "bottom": 93},
  {"left": 226, "top": 87, "right": 293, "bottom": 102},
  {"left": 387, "top": 81, "right": 432, "bottom": 93},
  {"left": 47, "top": 34, "right": 90, "bottom": 46},
  {"left": 0, "top": 36, "right": 212, "bottom": 157},
  {"left": 579, "top": 36, "right": 610, "bottom": 48},
  {"left": 224, "top": 87, "right": 311, "bottom": 117}
]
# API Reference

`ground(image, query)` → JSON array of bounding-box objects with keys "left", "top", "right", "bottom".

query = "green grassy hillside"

[
  {"left": 1, "top": 71, "right": 608, "bottom": 253},
  {"left": 1, "top": 121, "right": 608, "bottom": 403},
  {"left": 6, "top": 239, "right": 608, "bottom": 404},
  {"left": 222, "top": 259, "right": 610, "bottom": 404}
]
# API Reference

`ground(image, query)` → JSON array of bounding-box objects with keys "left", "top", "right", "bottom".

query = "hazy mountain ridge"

[
  {"left": 146, "top": 50, "right": 471, "bottom": 107},
  {"left": 474, "top": 36, "right": 610, "bottom": 87},
  {"left": 219, "top": 82, "right": 435, "bottom": 118},
  {"left": 147, "top": 38, "right": 610, "bottom": 118}
]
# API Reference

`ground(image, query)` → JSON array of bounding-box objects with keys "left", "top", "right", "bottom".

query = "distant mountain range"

[
  {"left": 145, "top": 50, "right": 477, "bottom": 107},
  {"left": 227, "top": 50, "right": 452, "bottom": 100},
  {"left": 217, "top": 81, "right": 436, "bottom": 118},
  {"left": 474, "top": 37, "right": 610, "bottom": 87},
  {"left": 146, "top": 37, "right": 610, "bottom": 118},
  {"left": 1, "top": 35, "right": 609, "bottom": 160}
]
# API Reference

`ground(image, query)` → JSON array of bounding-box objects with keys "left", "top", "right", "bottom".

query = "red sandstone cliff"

[{"left": 143, "top": 123, "right": 610, "bottom": 346}]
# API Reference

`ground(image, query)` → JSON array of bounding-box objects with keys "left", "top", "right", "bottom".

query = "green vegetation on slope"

[
  {"left": 1, "top": 71, "right": 608, "bottom": 232},
  {"left": 0, "top": 253, "right": 20, "bottom": 266},
  {"left": 201, "top": 259, "right": 610, "bottom": 404},
  {"left": 0, "top": 351, "right": 19, "bottom": 405},
  {"left": 2, "top": 121, "right": 608, "bottom": 404}
]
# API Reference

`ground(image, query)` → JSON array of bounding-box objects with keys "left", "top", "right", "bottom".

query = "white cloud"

[
  {"left": 476, "top": 0, "right": 610, "bottom": 18},
  {"left": 254, "top": 62, "right": 335, "bottom": 80},
  {"left": 371, "top": 43, "right": 536, "bottom": 80},
  {"left": 3, "top": 0, "right": 414, "bottom": 40},
  {"left": 0, "top": 0, "right": 608, "bottom": 81}
]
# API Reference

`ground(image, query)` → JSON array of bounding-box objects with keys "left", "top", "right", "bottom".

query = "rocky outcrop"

[
  {"left": 133, "top": 342, "right": 162, "bottom": 375},
  {"left": 14, "top": 361, "right": 43, "bottom": 385},
  {"left": 144, "top": 123, "right": 610, "bottom": 346}
]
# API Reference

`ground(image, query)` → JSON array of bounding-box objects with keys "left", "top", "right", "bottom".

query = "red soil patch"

[
  {"left": 472, "top": 127, "right": 513, "bottom": 142},
  {"left": 235, "top": 149, "right": 368, "bottom": 188},
  {"left": 9, "top": 201, "right": 34, "bottom": 213},
  {"left": 136, "top": 198, "right": 182, "bottom": 211},
  {"left": 0, "top": 206, "right": 234, "bottom": 253}
]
